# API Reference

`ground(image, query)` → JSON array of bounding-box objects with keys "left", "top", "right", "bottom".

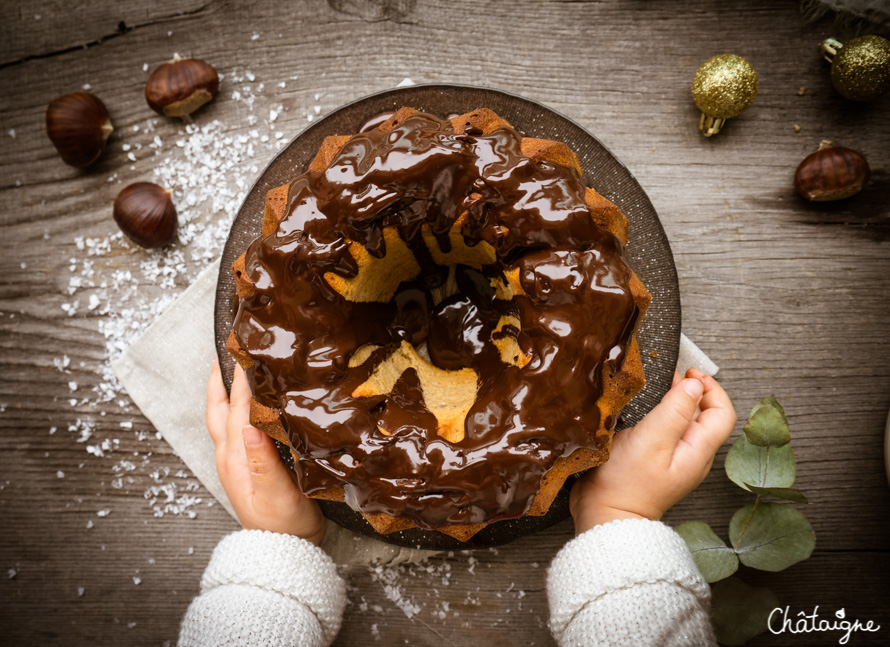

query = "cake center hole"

[{"left": 389, "top": 263, "right": 508, "bottom": 372}]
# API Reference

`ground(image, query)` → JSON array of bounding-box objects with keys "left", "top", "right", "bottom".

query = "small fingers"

[
  {"left": 206, "top": 358, "right": 229, "bottom": 447},
  {"left": 242, "top": 425, "right": 300, "bottom": 500},
  {"left": 227, "top": 365, "right": 253, "bottom": 446},
  {"left": 680, "top": 377, "right": 737, "bottom": 457},
  {"left": 672, "top": 372, "right": 736, "bottom": 470},
  {"left": 639, "top": 376, "right": 705, "bottom": 452},
  {"left": 693, "top": 369, "right": 735, "bottom": 419}
]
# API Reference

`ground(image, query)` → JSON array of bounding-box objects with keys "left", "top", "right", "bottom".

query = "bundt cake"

[{"left": 226, "top": 107, "right": 651, "bottom": 541}]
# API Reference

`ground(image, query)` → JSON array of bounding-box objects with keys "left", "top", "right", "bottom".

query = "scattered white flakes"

[
  {"left": 313, "top": 105, "right": 321, "bottom": 115},
  {"left": 251, "top": 33, "right": 260, "bottom": 41},
  {"left": 82, "top": 83, "right": 92, "bottom": 90},
  {"left": 188, "top": 546, "right": 194, "bottom": 555},
  {"left": 314, "top": 93, "right": 321, "bottom": 100},
  {"left": 144, "top": 474, "right": 202, "bottom": 518},
  {"left": 127, "top": 622, "right": 137, "bottom": 629},
  {"left": 8, "top": 568, "right": 16, "bottom": 579},
  {"left": 396, "top": 77, "right": 415, "bottom": 87},
  {"left": 167, "top": 30, "right": 172, "bottom": 37},
  {"left": 50, "top": 64, "right": 316, "bottom": 521},
  {"left": 371, "top": 565, "right": 421, "bottom": 619},
  {"left": 307, "top": 114, "right": 314, "bottom": 122},
  {"left": 70, "top": 419, "right": 95, "bottom": 443},
  {"left": 96, "top": 509, "right": 110, "bottom": 518},
  {"left": 49, "top": 426, "right": 57, "bottom": 435},
  {"left": 20, "top": 262, "right": 26, "bottom": 269},
  {"left": 86, "top": 520, "right": 94, "bottom": 529},
  {"left": 68, "top": 381, "right": 78, "bottom": 391},
  {"left": 467, "top": 556, "right": 477, "bottom": 575},
  {"left": 56, "top": 471, "right": 65, "bottom": 478},
  {"left": 132, "top": 576, "right": 142, "bottom": 585},
  {"left": 8, "top": 129, "right": 16, "bottom": 139},
  {"left": 77, "top": 587, "right": 85, "bottom": 597}
]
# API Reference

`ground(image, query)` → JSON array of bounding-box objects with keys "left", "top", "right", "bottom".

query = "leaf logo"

[{"left": 835, "top": 608, "right": 846, "bottom": 619}]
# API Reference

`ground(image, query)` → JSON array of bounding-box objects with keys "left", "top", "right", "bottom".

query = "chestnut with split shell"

[
  {"left": 794, "top": 141, "right": 870, "bottom": 202},
  {"left": 145, "top": 54, "right": 220, "bottom": 117}
]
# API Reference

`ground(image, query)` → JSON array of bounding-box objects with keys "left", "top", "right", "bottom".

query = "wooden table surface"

[{"left": 2, "top": 1, "right": 888, "bottom": 645}]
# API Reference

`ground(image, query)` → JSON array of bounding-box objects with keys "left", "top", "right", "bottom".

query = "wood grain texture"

[{"left": 1, "top": 0, "right": 889, "bottom": 645}]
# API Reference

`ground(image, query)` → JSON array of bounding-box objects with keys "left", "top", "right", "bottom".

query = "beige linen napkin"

[{"left": 112, "top": 259, "right": 718, "bottom": 561}]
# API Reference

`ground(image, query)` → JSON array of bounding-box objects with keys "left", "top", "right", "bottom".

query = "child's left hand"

[{"left": 206, "top": 360, "right": 326, "bottom": 545}]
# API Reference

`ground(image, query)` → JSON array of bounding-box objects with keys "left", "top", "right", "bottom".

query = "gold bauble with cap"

[
  {"left": 692, "top": 54, "right": 759, "bottom": 137},
  {"left": 821, "top": 35, "right": 890, "bottom": 102}
]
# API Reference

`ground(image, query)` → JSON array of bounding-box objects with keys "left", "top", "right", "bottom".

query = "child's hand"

[
  {"left": 206, "top": 360, "right": 326, "bottom": 545},
  {"left": 570, "top": 367, "right": 736, "bottom": 535}
]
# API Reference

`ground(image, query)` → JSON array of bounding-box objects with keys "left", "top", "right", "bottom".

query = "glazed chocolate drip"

[
  {"left": 359, "top": 111, "right": 395, "bottom": 133},
  {"left": 233, "top": 111, "right": 641, "bottom": 527},
  {"left": 427, "top": 267, "right": 503, "bottom": 371}
]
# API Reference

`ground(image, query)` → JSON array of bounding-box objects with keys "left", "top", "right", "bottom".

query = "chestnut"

[
  {"left": 794, "top": 142, "right": 870, "bottom": 202},
  {"left": 45, "top": 92, "right": 114, "bottom": 167},
  {"left": 113, "top": 182, "right": 178, "bottom": 248},
  {"left": 145, "top": 54, "right": 219, "bottom": 117}
]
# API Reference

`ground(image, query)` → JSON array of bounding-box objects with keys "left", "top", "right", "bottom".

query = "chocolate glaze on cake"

[{"left": 232, "top": 111, "right": 641, "bottom": 528}]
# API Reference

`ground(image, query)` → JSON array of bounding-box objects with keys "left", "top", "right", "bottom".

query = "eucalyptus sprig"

[{"left": 676, "top": 396, "right": 815, "bottom": 646}]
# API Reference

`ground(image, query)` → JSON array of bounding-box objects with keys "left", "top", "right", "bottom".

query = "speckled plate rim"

[{"left": 214, "top": 83, "right": 681, "bottom": 549}]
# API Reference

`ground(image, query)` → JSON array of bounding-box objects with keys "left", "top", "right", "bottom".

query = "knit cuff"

[
  {"left": 201, "top": 530, "right": 346, "bottom": 644},
  {"left": 546, "top": 518, "right": 710, "bottom": 638}
]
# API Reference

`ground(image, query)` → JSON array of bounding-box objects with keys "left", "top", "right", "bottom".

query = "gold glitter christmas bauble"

[
  {"left": 828, "top": 35, "right": 890, "bottom": 102},
  {"left": 692, "top": 54, "right": 758, "bottom": 137}
]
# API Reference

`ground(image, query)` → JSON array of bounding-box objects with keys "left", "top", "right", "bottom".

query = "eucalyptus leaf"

[
  {"left": 710, "top": 576, "right": 781, "bottom": 646},
  {"left": 675, "top": 521, "right": 739, "bottom": 583},
  {"left": 743, "top": 402, "right": 790, "bottom": 448},
  {"left": 729, "top": 502, "right": 815, "bottom": 572},
  {"left": 749, "top": 395, "right": 786, "bottom": 420},
  {"left": 743, "top": 484, "right": 809, "bottom": 504},
  {"left": 725, "top": 432, "right": 796, "bottom": 492}
]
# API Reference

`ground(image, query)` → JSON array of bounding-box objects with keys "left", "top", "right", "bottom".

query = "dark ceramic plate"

[{"left": 215, "top": 84, "right": 680, "bottom": 549}]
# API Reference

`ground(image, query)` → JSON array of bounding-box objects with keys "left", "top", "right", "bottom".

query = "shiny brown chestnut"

[
  {"left": 45, "top": 92, "right": 114, "bottom": 167},
  {"left": 113, "top": 182, "right": 178, "bottom": 248},
  {"left": 795, "top": 141, "right": 870, "bottom": 202},
  {"left": 145, "top": 54, "right": 219, "bottom": 117}
]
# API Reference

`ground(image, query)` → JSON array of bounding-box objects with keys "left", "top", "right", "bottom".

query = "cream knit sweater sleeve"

[
  {"left": 179, "top": 530, "right": 347, "bottom": 647},
  {"left": 546, "top": 518, "right": 717, "bottom": 647}
]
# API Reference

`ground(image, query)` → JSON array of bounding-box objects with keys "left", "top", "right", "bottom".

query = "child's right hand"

[{"left": 570, "top": 367, "right": 737, "bottom": 535}]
